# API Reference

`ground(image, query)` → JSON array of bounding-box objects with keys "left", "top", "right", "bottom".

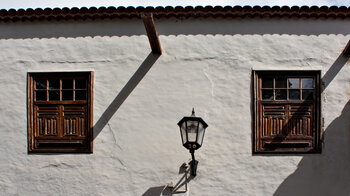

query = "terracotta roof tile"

[{"left": 0, "top": 6, "right": 349, "bottom": 22}]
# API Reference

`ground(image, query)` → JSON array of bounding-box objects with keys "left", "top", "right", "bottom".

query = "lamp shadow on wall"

[
  {"left": 142, "top": 186, "right": 172, "bottom": 196},
  {"left": 93, "top": 52, "right": 160, "bottom": 139},
  {"left": 274, "top": 54, "right": 350, "bottom": 196},
  {"left": 142, "top": 163, "right": 193, "bottom": 196}
]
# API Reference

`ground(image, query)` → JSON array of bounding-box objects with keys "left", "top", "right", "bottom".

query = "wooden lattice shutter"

[{"left": 253, "top": 71, "right": 321, "bottom": 153}]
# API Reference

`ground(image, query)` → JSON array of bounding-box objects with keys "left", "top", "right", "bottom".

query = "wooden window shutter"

[
  {"left": 253, "top": 71, "right": 321, "bottom": 153},
  {"left": 28, "top": 72, "right": 93, "bottom": 153}
]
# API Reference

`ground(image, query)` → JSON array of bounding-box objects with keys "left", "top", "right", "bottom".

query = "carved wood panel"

[
  {"left": 262, "top": 105, "right": 286, "bottom": 137},
  {"left": 63, "top": 106, "right": 86, "bottom": 137},
  {"left": 288, "top": 105, "right": 313, "bottom": 137},
  {"left": 259, "top": 103, "right": 314, "bottom": 151},
  {"left": 35, "top": 106, "right": 59, "bottom": 136}
]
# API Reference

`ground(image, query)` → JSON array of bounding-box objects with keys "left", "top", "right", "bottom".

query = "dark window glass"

[
  {"left": 36, "top": 91, "right": 47, "bottom": 101},
  {"left": 275, "top": 78, "right": 287, "bottom": 88},
  {"left": 62, "top": 80, "right": 73, "bottom": 89},
  {"left": 262, "top": 78, "right": 273, "bottom": 88},
  {"left": 75, "top": 90, "right": 87, "bottom": 100},
  {"left": 49, "top": 91, "right": 60, "bottom": 101},
  {"left": 36, "top": 80, "right": 47, "bottom": 90},
  {"left": 288, "top": 78, "right": 299, "bottom": 89},
  {"left": 262, "top": 90, "right": 273, "bottom": 100},
  {"left": 75, "top": 80, "right": 87, "bottom": 89},
  {"left": 302, "top": 90, "right": 314, "bottom": 100},
  {"left": 289, "top": 90, "right": 300, "bottom": 100},
  {"left": 275, "top": 90, "right": 287, "bottom": 100},
  {"left": 49, "top": 80, "right": 60, "bottom": 90},
  {"left": 302, "top": 78, "right": 314, "bottom": 88},
  {"left": 62, "top": 90, "right": 73, "bottom": 100}
]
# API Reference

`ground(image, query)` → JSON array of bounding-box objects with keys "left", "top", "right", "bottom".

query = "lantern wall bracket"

[{"left": 190, "top": 149, "right": 198, "bottom": 176}]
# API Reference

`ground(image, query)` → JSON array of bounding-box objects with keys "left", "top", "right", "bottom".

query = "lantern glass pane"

[
  {"left": 187, "top": 120, "right": 198, "bottom": 142},
  {"left": 180, "top": 122, "right": 187, "bottom": 145},
  {"left": 197, "top": 122, "right": 205, "bottom": 146}
]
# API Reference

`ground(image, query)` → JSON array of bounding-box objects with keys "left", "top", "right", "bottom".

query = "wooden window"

[
  {"left": 27, "top": 72, "right": 93, "bottom": 153},
  {"left": 253, "top": 71, "right": 321, "bottom": 153}
]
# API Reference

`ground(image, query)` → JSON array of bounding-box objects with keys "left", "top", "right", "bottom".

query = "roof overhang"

[{"left": 1, "top": 6, "right": 350, "bottom": 22}]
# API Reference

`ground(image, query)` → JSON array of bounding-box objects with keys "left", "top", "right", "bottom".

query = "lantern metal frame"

[{"left": 177, "top": 108, "right": 208, "bottom": 176}]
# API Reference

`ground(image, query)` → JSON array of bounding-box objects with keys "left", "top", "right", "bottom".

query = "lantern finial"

[{"left": 191, "top": 108, "right": 195, "bottom": 117}]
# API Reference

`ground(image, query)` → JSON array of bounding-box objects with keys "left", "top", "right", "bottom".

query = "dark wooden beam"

[
  {"left": 141, "top": 13, "right": 162, "bottom": 54},
  {"left": 343, "top": 40, "right": 350, "bottom": 57}
]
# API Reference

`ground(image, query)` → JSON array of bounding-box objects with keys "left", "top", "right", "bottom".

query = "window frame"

[
  {"left": 252, "top": 70, "right": 322, "bottom": 154},
  {"left": 27, "top": 72, "right": 94, "bottom": 153}
]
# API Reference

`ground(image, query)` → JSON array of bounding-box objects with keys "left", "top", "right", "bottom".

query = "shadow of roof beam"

[
  {"left": 93, "top": 52, "right": 160, "bottom": 139},
  {"left": 322, "top": 40, "right": 350, "bottom": 92}
]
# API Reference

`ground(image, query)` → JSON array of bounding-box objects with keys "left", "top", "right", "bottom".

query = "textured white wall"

[{"left": 0, "top": 18, "right": 350, "bottom": 196}]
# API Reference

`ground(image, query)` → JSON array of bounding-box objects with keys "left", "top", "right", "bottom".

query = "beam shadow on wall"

[
  {"left": 321, "top": 52, "right": 348, "bottom": 92},
  {"left": 254, "top": 49, "right": 349, "bottom": 152},
  {"left": 93, "top": 52, "right": 160, "bottom": 139},
  {"left": 273, "top": 100, "right": 350, "bottom": 196},
  {"left": 273, "top": 53, "right": 350, "bottom": 196},
  {"left": 252, "top": 50, "right": 349, "bottom": 153}
]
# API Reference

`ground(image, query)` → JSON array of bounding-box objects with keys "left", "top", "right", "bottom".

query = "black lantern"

[{"left": 177, "top": 108, "right": 208, "bottom": 176}]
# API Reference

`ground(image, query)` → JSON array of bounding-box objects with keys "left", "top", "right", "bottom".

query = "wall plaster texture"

[{"left": 0, "top": 17, "right": 350, "bottom": 196}]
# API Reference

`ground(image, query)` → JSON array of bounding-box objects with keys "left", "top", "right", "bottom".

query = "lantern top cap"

[{"left": 177, "top": 108, "right": 208, "bottom": 128}]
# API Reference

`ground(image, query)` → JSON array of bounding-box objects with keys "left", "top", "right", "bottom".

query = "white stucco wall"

[{"left": 0, "top": 17, "right": 350, "bottom": 196}]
